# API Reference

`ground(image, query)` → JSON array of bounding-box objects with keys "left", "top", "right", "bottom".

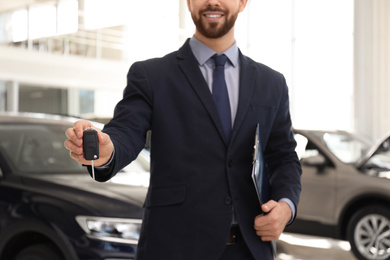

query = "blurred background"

[
  {"left": 1, "top": 1, "right": 389, "bottom": 259},
  {"left": 0, "top": 0, "right": 389, "bottom": 140}
]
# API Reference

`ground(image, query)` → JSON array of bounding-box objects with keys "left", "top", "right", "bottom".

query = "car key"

[{"left": 83, "top": 128, "right": 99, "bottom": 180}]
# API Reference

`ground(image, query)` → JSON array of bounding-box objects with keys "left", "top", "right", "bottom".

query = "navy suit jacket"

[{"left": 94, "top": 39, "right": 302, "bottom": 260}]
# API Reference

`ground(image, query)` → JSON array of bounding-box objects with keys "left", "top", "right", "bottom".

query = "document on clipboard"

[{"left": 251, "top": 123, "right": 270, "bottom": 208}]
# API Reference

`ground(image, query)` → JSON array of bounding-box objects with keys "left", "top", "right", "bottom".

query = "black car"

[{"left": 0, "top": 113, "right": 149, "bottom": 260}]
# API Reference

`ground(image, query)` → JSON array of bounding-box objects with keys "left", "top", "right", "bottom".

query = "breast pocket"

[{"left": 144, "top": 184, "right": 186, "bottom": 208}]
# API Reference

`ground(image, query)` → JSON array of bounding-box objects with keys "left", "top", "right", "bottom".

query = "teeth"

[{"left": 206, "top": 14, "right": 222, "bottom": 18}]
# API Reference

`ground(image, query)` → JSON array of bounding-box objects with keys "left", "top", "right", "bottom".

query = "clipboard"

[
  {"left": 251, "top": 123, "right": 270, "bottom": 208},
  {"left": 251, "top": 124, "right": 277, "bottom": 255}
]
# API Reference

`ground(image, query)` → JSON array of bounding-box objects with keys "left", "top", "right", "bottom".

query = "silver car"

[{"left": 286, "top": 129, "right": 390, "bottom": 260}]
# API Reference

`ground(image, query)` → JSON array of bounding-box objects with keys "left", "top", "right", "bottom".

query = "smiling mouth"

[
  {"left": 203, "top": 13, "right": 225, "bottom": 22},
  {"left": 204, "top": 14, "right": 223, "bottom": 18}
]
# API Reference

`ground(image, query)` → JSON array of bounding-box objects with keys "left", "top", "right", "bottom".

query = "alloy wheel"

[{"left": 348, "top": 207, "right": 390, "bottom": 260}]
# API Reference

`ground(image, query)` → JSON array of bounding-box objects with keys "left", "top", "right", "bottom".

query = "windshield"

[
  {"left": 313, "top": 131, "right": 372, "bottom": 164},
  {"left": 0, "top": 123, "right": 84, "bottom": 173}
]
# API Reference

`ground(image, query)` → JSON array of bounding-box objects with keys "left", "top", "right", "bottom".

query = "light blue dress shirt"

[{"left": 189, "top": 37, "right": 240, "bottom": 126}]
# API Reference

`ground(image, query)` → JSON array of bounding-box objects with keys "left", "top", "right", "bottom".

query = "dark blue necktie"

[{"left": 212, "top": 54, "right": 232, "bottom": 140}]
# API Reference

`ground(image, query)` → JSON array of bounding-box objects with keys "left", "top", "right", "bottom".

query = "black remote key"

[{"left": 83, "top": 129, "right": 99, "bottom": 161}]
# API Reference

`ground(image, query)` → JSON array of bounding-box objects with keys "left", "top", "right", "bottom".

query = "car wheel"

[
  {"left": 13, "top": 243, "right": 64, "bottom": 260},
  {"left": 347, "top": 205, "right": 390, "bottom": 260}
]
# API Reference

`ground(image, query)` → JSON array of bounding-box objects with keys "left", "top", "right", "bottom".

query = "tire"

[
  {"left": 347, "top": 205, "right": 390, "bottom": 260},
  {"left": 14, "top": 243, "right": 64, "bottom": 260}
]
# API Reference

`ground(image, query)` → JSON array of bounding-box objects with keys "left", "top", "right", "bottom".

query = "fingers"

[
  {"left": 64, "top": 120, "right": 114, "bottom": 167},
  {"left": 64, "top": 120, "right": 100, "bottom": 165},
  {"left": 73, "top": 120, "right": 95, "bottom": 139},
  {"left": 64, "top": 120, "right": 95, "bottom": 145},
  {"left": 64, "top": 127, "right": 81, "bottom": 156},
  {"left": 254, "top": 200, "right": 290, "bottom": 241}
]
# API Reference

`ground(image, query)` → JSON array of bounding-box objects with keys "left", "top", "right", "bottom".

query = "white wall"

[
  {"left": 354, "top": 0, "right": 390, "bottom": 139},
  {"left": 239, "top": 0, "right": 354, "bottom": 131}
]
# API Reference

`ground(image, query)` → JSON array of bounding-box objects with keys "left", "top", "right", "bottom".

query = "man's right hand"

[{"left": 64, "top": 120, "right": 114, "bottom": 167}]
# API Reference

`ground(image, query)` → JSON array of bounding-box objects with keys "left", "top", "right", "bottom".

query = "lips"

[
  {"left": 203, "top": 12, "right": 224, "bottom": 21},
  {"left": 205, "top": 14, "right": 223, "bottom": 18}
]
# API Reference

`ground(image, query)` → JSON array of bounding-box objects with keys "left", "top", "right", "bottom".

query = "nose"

[{"left": 207, "top": 0, "right": 222, "bottom": 6}]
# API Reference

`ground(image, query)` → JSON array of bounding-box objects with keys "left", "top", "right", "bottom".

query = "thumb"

[
  {"left": 261, "top": 200, "right": 277, "bottom": 213},
  {"left": 97, "top": 131, "right": 106, "bottom": 144},
  {"left": 98, "top": 131, "right": 113, "bottom": 147}
]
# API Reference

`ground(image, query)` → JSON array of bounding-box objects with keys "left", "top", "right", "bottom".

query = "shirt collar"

[{"left": 189, "top": 36, "right": 239, "bottom": 67}]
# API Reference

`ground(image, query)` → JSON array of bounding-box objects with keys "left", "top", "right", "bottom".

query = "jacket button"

[{"left": 224, "top": 196, "right": 232, "bottom": 205}]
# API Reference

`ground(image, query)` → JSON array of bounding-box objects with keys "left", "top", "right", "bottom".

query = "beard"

[{"left": 191, "top": 7, "right": 238, "bottom": 39}]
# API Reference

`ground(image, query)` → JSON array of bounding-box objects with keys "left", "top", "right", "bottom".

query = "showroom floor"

[{"left": 276, "top": 233, "right": 356, "bottom": 260}]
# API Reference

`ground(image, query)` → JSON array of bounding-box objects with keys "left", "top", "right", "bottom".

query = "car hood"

[
  {"left": 22, "top": 172, "right": 148, "bottom": 217},
  {"left": 356, "top": 131, "right": 390, "bottom": 169}
]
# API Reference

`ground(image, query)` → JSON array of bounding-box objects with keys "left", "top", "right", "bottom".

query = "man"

[{"left": 65, "top": 0, "right": 301, "bottom": 259}]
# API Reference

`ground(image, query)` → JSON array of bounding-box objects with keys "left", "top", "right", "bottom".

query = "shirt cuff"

[{"left": 279, "top": 198, "right": 295, "bottom": 225}]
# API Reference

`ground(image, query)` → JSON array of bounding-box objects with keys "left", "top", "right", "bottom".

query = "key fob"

[{"left": 83, "top": 129, "right": 99, "bottom": 160}]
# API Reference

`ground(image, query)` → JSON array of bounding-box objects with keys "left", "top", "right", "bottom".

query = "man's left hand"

[{"left": 253, "top": 200, "right": 292, "bottom": 241}]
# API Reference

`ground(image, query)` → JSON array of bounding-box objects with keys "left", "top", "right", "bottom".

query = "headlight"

[{"left": 76, "top": 216, "right": 142, "bottom": 244}]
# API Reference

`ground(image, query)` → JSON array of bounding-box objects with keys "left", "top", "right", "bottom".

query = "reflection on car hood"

[
  {"left": 25, "top": 172, "right": 148, "bottom": 217},
  {"left": 356, "top": 131, "right": 390, "bottom": 168}
]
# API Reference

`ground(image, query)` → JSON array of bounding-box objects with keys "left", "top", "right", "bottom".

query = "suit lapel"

[
  {"left": 177, "top": 40, "right": 229, "bottom": 145},
  {"left": 231, "top": 53, "right": 257, "bottom": 142}
]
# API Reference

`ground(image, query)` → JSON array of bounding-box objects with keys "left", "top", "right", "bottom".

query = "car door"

[{"left": 295, "top": 133, "right": 337, "bottom": 224}]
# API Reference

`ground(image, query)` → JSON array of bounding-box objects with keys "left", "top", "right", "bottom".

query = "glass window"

[
  {"left": 0, "top": 82, "right": 6, "bottom": 111},
  {"left": 79, "top": 89, "right": 95, "bottom": 114},
  {"left": 83, "top": 0, "right": 130, "bottom": 30},
  {"left": 321, "top": 132, "right": 371, "bottom": 164},
  {"left": 58, "top": 0, "right": 78, "bottom": 35},
  {"left": 0, "top": 0, "right": 78, "bottom": 43},
  {"left": 0, "top": 123, "right": 84, "bottom": 173},
  {"left": 12, "top": 9, "right": 28, "bottom": 42},
  {"left": 294, "top": 133, "right": 309, "bottom": 160},
  {"left": 29, "top": 5, "right": 57, "bottom": 39},
  {"left": 294, "top": 133, "right": 320, "bottom": 160},
  {"left": 19, "top": 85, "right": 68, "bottom": 115},
  {"left": 0, "top": 12, "right": 13, "bottom": 43}
]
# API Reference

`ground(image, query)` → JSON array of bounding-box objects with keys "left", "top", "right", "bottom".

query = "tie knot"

[{"left": 213, "top": 54, "right": 227, "bottom": 68}]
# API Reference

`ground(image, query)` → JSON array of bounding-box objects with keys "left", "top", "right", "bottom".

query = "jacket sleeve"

[
  {"left": 264, "top": 75, "right": 302, "bottom": 218},
  {"left": 89, "top": 61, "right": 153, "bottom": 182}
]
